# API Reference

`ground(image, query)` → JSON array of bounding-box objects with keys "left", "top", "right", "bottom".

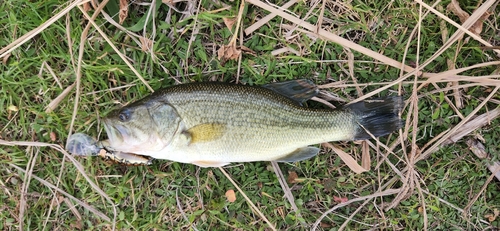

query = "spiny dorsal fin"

[
  {"left": 186, "top": 123, "right": 226, "bottom": 143},
  {"left": 274, "top": 147, "right": 320, "bottom": 163}
]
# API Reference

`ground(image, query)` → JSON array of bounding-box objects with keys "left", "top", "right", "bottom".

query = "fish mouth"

[{"left": 103, "top": 119, "right": 128, "bottom": 145}]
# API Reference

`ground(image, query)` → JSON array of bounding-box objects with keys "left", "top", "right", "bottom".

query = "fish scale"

[
  {"left": 168, "top": 87, "right": 355, "bottom": 146},
  {"left": 165, "top": 84, "right": 355, "bottom": 132}
]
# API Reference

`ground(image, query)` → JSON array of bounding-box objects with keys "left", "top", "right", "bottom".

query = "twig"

[
  {"left": 418, "top": 86, "right": 500, "bottom": 161},
  {"left": 10, "top": 163, "right": 110, "bottom": 222},
  {"left": 42, "top": 61, "right": 63, "bottom": 89},
  {"left": 415, "top": 0, "right": 500, "bottom": 56},
  {"left": 412, "top": 0, "right": 500, "bottom": 75},
  {"left": 77, "top": 5, "right": 154, "bottom": 92},
  {"left": 418, "top": 61, "right": 500, "bottom": 90},
  {"left": 0, "top": 0, "right": 85, "bottom": 58},
  {"left": 421, "top": 188, "right": 491, "bottom": 226},
  {"left": 237, "top": 16, "right": 246, "bottom": 83},
  {"left": 0, "top": 139, "right": 117, "bottom": 229},
  {"left": 270, "top": 161, "right": 307, "bottom": 228},
  {"left": 229, "top": 0, "right": 246, "bottom": 45},
  {"left": 244, "top": 0, "right": 298, "bottom": 35},
  {"left": 176, "top": 189, "right": 199, "bottom": 231},
  {"left": 338, "top": 199, "right": 372, "bottom": 231},
  {"left": 442, "top": 108, "right": 500, "bottom": 145},
  {"left": 45, "top": 84, "right": 75, "bottom": 113},
  {"left": 68, "top": 0, "right": 109, "bottom": 139},
  {"left": 463, "top": 165, "right": 500, "bottom": 216},
  {"left": 19, "top": 148, "right": 39, "bottom": 231},
  {"left": 245, "top": 0, "right": 417, "bottom": 73},
  {"left": 185, "top": 0, "right": 203, "bottom": 74}
]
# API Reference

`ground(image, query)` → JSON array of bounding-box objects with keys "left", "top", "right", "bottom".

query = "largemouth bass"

[{"left": 100, "top": 80, "right": 403, "bottom": 167}]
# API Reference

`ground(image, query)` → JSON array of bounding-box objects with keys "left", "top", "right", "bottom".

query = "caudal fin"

[{"left": 345, "top": 96, "right": 404, "bottom": 140}]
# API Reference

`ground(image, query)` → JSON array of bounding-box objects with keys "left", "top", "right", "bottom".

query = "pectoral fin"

[
  {"left": 274, "top": 147, "right": 320, "bottom": 163},
  {"left": 186, "top": 123, "right": 226, "bottom": 144}
]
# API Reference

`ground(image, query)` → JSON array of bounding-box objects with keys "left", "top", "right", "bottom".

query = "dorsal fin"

[{"left": 263, "top": 79, "right": 319, "bottom": 105}]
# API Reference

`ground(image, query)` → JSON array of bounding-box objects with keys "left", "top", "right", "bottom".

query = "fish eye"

[{"left": 118, "top": 110, "right": 131, "bottom": 122}]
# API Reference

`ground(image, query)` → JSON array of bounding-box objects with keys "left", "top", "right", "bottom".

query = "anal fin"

[
  {"left": 192, "top": 160, "right": 229, "bottom": 167},
  {"left": 274, "top": 147, "right": 320, "bottom": 163}
]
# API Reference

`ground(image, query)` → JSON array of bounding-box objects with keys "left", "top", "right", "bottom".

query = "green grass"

[{"left": 1, "top": 0, "right": 500, "bottom": 230}]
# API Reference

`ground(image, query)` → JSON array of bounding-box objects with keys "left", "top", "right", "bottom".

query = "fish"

[{"left": 100, "top": 80, "right": 403, "bottom": 167}]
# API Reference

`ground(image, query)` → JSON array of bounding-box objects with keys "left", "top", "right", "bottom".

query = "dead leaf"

[
  {"left": 470, "top": 12, "right": 490, "bottom": 36},
  {"left": 287, "top": 171, "right": 298, "bottom": 184},
  {"left": 223, "top": 17, "right": 236, "bottom": 30},
  {"left": 322, "top": 143, "right": 368, "bottom": 174},
  {"left": 239, "top": 45, "right": 256, "bottom": 56},
  {"left": 276, "top": 206, "right": 284, "bottom": 217},
  {"left": 139, "top": 36, "right": 153, "bottom": 51},
  {"left": 162, "top": 0, "right": 174, "bottom": 6},
  {"left": 83, "top": 2, "right": 92, "bottom": 12},
  {"left": 320, "top": 222, "right": 332, "bottom": 228},
  {"left": 333, "top": 195, "right": 348, "bottom": 203},
  {"left": 257, "top": 182, "right": 263, "bottom": 189},
  {"left": 70, "top": 219, "right": 83, "bottom": 230},
  {"left": 8, "top": 105, "right": 18, "bottom": 112},
  {"left": 119, "top": 0, "right": 128, "bottom": 25},
  {"left": 446, "top": 0, "right": 489, "bottom": 36},
  {"left": 50, "top": 132, "right": 57, "bottom": 142},
  {"left": 2, "top": 52, "right": 10, "bottom": 64},
  {"left": 217, "top": 44, "right": 241, "bottom": 61},
  {"left": 447, "top": 0, "right": 469, "bottom": 24},
  {"left": 484, "top": 208, "right": 499, "bottom": 222},
  {"left": 225, "top": 189, "right": 236, "bottom": 202}
]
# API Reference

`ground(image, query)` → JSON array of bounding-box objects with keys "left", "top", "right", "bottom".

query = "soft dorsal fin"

[
  {"left": 263, "top": 79, "right": 319, "bottom": 105},
  {"left": 274, "top": 147, "right": 320, "bottom": 163},
  {"left": 186, "top": 123, "right": 226, "bottom": 143}
]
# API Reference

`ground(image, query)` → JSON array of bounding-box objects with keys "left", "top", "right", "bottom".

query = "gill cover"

[{"left": 103, "top": 99, "right": 182, "bottom": 152}]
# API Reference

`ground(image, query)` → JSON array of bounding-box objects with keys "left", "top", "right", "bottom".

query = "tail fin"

[{"left": 345, "top": 96, "right": 404, "bottom": 140}]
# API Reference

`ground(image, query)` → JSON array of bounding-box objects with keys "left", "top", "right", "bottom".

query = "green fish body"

[{"left": 102, "top": 81, "right": 403, "bottom": 167}]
